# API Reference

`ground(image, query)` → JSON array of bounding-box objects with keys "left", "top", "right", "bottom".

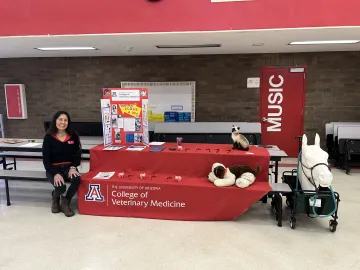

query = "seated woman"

[{"left": 42, "top": 111, "right": 82, "bottom": 217}]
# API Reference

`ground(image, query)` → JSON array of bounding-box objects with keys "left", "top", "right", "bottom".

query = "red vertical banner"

[
  {"left": 259, "top": 67, "right": 306, "bottom": 157},
  {"left": 4, "top": 84, "right": 28, "bottom": 119},
  {"left": 102, "top": 88, "right": 149, "bottom": 145}
]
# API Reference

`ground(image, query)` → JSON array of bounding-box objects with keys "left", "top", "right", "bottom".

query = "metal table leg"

[
  {"left": 5, "top": 179, "right": 11, "bottom": 206},
  {"left": 274, "top": 161, "right": 279, "bottom": 183},
  {"left": 1, "top": 156, "right": 5, "bottom": 170},
  {"left": 275, "top": 193, "right": 283, "bottom": 227}
]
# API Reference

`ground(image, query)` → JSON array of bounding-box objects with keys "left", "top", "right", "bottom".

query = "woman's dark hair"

[{"left": 47, "top": 111, "right": 75, "bottom": 135}]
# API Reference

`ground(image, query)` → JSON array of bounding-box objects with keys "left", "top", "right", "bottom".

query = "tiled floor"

[{"left": 1, "top": 159, "right": 360, "bottom": 270}]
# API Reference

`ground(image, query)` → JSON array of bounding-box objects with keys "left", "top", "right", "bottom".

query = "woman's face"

[{"left": 56, "top": 114, "right": 68, "bottom": 132}]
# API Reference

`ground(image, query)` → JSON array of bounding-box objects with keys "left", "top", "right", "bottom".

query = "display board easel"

[{"left": 101, "top": 88, "right": 149, "bottom": 146}]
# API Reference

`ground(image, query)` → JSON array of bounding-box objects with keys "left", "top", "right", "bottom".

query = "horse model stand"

[{"left": 281, "top": 133, "right": 340, "bottom": 232}]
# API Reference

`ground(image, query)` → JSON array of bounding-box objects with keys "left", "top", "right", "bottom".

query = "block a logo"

[{"left": 85, "top": 184, "right": 104, "bottom": 202}]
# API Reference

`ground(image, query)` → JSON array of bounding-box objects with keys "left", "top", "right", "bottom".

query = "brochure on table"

[
  {"left": 101, "top": 87, "right": 149, "bottom": 147},
  {"left": 93, "top": 172, "right": 115, "bottom": 180}
]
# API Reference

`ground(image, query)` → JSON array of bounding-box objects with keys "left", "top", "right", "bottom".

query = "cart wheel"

[
  {"left": 286, "top": 199, "right": 290, "bottom": 207},
  {"left": 290, "top": 217, "right": 296, "bottom": 229},
  {"left": 329, "top": 220, "right": 338, "bottom": 233}
]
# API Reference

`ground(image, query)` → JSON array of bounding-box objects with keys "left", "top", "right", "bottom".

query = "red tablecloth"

[
  {"left": 78, "top": 143, "right": 271, "bottom": 220},
  {"left": 78, "top": 171, "right": 271, "bottom": 221},
  {"left": 89, "top": 143, "right": 270, "bottom": 181}
]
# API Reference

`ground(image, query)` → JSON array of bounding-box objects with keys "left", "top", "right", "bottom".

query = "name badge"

[{"left": 68, "top": 141, "right": 74, "bottom": 144}]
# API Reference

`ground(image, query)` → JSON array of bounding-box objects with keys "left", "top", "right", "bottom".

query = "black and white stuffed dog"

[
  {"left": 231, "top": 125, "right": 250, "bottom": 151},
  {"left": 208, "top": 162, "right": 259, "bottom": 188}
]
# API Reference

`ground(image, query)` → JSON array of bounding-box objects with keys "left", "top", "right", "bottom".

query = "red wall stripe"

[{"left": 0, "top": 0, "right": 359, "bottom": 36}]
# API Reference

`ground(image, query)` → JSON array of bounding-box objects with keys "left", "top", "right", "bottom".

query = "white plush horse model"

[{"left": 299, "top": 133, "right": 333, "bottom": 191}]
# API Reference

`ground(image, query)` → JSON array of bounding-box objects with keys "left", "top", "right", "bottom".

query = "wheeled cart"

[{"left": 282, "top": 169, "right": 340, "bottom": 232}]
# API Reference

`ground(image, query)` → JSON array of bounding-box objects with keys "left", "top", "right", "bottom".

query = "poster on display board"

[
  {"left": 102, "top": 88, "right": 149, "bottom": 146},
  {"left": 100, "top": 99, "right": 112, "bottom": 146}
]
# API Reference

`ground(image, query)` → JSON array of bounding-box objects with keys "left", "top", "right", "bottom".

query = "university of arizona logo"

[{"left": 85, "top": 184, "right": 104, "bottom": 202}]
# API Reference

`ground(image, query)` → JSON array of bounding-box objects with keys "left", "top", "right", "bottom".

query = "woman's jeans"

[{"left": 46, "top": 164, "right": 81, "bottom": 200}]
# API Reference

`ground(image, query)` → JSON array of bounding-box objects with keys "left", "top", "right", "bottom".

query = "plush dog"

[{"left": 208, "top": 162, "right": 260, "bottom": 188}]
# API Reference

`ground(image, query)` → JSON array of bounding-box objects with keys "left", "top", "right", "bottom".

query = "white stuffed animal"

[{"left": 208, "top": 162, "right": 258, "bottom": 188}]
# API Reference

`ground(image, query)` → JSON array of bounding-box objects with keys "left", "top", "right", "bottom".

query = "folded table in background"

[
  {"left": 78, "top": 143, "right": 272, "bottom": 221},
  {"left": 0, "top": 137, "right": 101, "bottom": 154}
]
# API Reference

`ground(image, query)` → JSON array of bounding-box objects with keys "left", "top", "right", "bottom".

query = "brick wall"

[{"left": 1, "top": 52, "right": 360, "bottom": 148}]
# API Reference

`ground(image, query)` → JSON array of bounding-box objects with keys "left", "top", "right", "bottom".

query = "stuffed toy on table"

[
  {"left": 231, "top": 125, "right": 250, "bottom": 151},
  {"left": 208, "top": 162, "right": 260, "bottom": 188}
]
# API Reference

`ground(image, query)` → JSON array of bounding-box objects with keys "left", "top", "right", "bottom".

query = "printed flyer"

[
  {"left": 100, "top": 99, "right": 112, "bottom": 146},
  {"left": 102, "top": 88, "right": 149, "bottom": 145}
]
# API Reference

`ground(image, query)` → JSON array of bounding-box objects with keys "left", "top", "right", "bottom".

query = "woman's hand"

[
  {"left": 68, "top": 168, "right": 81, "bottom": 179},
  {"left": 54, "top": 174, "right": 65, "bottom": 187}
]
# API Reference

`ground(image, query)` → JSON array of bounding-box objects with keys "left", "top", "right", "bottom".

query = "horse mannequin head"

[{"left": 300, "top": 133, "right": 333, "bottom": 189}]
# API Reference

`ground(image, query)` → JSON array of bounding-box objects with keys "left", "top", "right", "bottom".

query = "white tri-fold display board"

[{"left": 121, "top": 82, "right": 196, "bottom": 128}]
